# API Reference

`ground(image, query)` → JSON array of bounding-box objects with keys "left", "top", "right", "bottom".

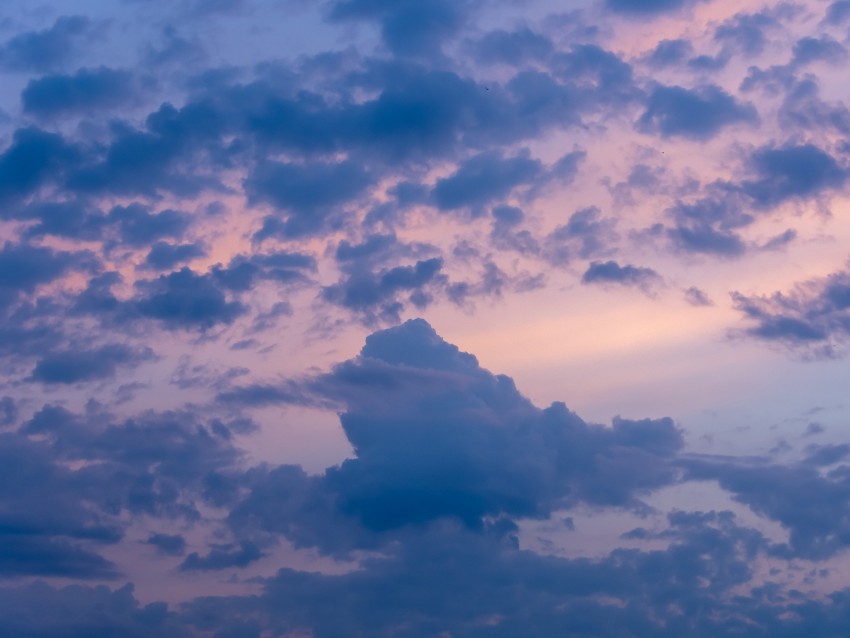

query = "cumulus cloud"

[
  {"left": 22, "top": 67, "right": 148, "bottom": 119},
  {"left": 731, "top": 264, "right": 850, "bottom": 356},
  {"left": 0, "top": 16, "right": 93, "bottom": 72},
  {"left": 0, "top": 0, "right": 849, "bottom": 634},
  {"left": 637, "top": 85, "right": 758, "bottom": 139},
  {"left": 582, "top": 260, "right": 662, "bottom": 290},
  {"left": 223, "top": 320, "right": 683, "bottom": 554},
  {"left": 30, "top": 344, "right": 155, "bottom": 384}
]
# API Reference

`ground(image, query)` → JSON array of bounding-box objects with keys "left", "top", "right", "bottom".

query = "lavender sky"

[{"left": 2, "top": 0, "right": 850, "bottom": 635}]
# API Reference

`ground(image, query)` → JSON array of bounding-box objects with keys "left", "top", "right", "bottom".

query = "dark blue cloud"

[
  {"left": 606, "top": 0, "right": 694, "bottom": 15},
  {"left": 327, "top": 0, "right": 471, "bottom": 57},
  {"left": 685, "top": 455, "right": 850, "bottom": 559},
  {"left": 778, "top": 77, "right": 850, "bottom": 135},
  {"left": 0, "top": 397, "right": 16, "bottom": 427},
  {"left": 473, "top": 28, "right": 553, "bottom": 66},
  {"left": 664, "top": 188, "right": 756, "bottom": 257},
  {"left": 192, "top": 510, "right": 793, "bottom": 638},
  {"left": 0, "top": 431, "right": 124, "bottom": 579},
  {"left": 248, "top": 160, "right": 372, "bottom": 239},
  {"left": 19, "top": 405, "right": 245, "bottom": 522},
  {"left": 668, "top": 223, "right": 746, "bottom": 257},
  {"left": 0, "top": 16, "right": 92, "bottom": 72},
  {"left": 489, "top": 205, "right": 540, "bottom": 256},
  {"left": 647, "top": 39, "right": 694, "bottom": 67},
  {"left": 0, "top": 127, "right": 78, "bottom": 204},
  {"left": 0, "top": 243, "right": 79, "bottom": 295},
  {"left": 742, "top": 143, "right": 848, "bottom": 207},
  {"left": 0, "top": 582, "right": 187, "bottom": 636},
  {"left": 637, "top": 85, "right": 758, "bottom": 139},
  {"left": 432, "top": 151, "right": 542, "bottom": 212},
  {"left": 551, "top": 45, "right": 637, "bottom": 107},
  {"left": 226, "top": 320, "right": 682, "bottom": 551},
  {"left": 686, "top": 53, "right": 729, "bottom": 71},
  {"left": 713, "top": 8, "right": 783, "bottom": 57},
  {"left": 67, "top": 105, "right": 227, "bottom": 197},
  {"left": 731, "top": 265, "right": 850, "bottom": 356},
  {"left": 211, "top": 251, "right": 316, "bottom": 291},
  {"left": 825, "top": 0, "right": 850, "bottom": 24},
  {"left": 0, "top": 242, "right": 85, "bottom": 309},
  {"left": 180, "top": 541, "right": 264, "bottom": 570},
  {"left": 582, "top": 260, "right": 661, "bottom": 289},
  {"left": 144, "top": 26, "right": 206, "bottom": 67},
  {"left": 322, "top": 258, "right": 445, "bottom": 324},
  {"left": 30, "top": 344, "right": 155, "bottom": 385},
  {"left": 145, "top": 241, "right": 207, "bottom": 270},
  {"left": 790, "top": 35, "right": 847, "bottom": 66},
  {"left": 134, "top": 268, "right": 246, "bottom": 330},
  {"left": 107, "top": 204, "right": 192, "bottom": 247},
  {"left": 803, "top": 443, "right": 850, "bottom": 467},
  {"left": 146, "top": 532, "right": 186, "bottom": 556},
  {"left": 20, "top": 201, "right": 106, "bottom": 240},
  {"left": 22, "top": 67, "right": 145, "bottom": 119}
]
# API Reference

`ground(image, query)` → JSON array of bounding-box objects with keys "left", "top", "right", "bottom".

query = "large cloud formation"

[
  {"left": 2, "top": 0, "right": 850, "bottom": 635},
  {"left": 2, "top": 320, "right": 850, "bottom": 636}
]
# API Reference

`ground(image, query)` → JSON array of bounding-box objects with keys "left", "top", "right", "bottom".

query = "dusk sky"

[{"left": 2, "top": 0, "right": 850, "bottom": 635}]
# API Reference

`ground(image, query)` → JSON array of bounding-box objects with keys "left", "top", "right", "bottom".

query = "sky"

[{"left": 2, "top": 0, "right": 850, "bottom": 635}]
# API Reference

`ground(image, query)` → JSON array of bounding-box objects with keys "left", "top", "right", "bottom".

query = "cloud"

[
  {"left": 327, "top": 0, "right": 471, "bottom": 57},
  {"left": 731, "top": 264, "right": 850, "bottom": 356},
  {"left": 0, "top": 127, "right": 78, "bottom": 204},
  {"left": 145, "top": 241, "right": 207, "bottom": 270},
  {"left": 0, "top": 242, "right": 87, "bottom": 310},
  {"left": 1, "top": 1, "right": 850, "bottom": 635},
  {"left": 668, "top": 223, "right": 746, "bottom": 257},
  {"left": 66, "top": 104, "right": 226, "bottom": 197},
  {"left": 30, "top": 344, "right": 155, "bottom": 385},
  {"left": 0, "top": 429, "right": 124, "bottom": 579},
  {"left": 22, "top": 67, "right": 146, "bottom": 119},
  {"left": 248, "top": 160, "right": 373, "bottom": 239},
  {"left": 107, "top": 204, "right": 192, "bottom": 247},
  {"left": 684, "top": 286, "right": 713, "bottom": 306},
  {"left": 647, "top": 39, "right": 694, "bottom": 67},
  {"left": 0, "top": 397, "right": 16, "bottom": 427},
  {"left": 778, "top": 76, "right": 850, "bottom": 135},
  {"left": 581, "top": 260, "right": 661, "bottom": 290},
  {"left": 133, "top": 268, "right": 247, "bottom": 330},
  {"left": 664, "top": 189, "right": 754, "bottom": 257},
  {"left": 146, "top": 532, "right": 187, "bottom": 556},
  {"left": 637, "top": 85, "right": 758, "bottom": 139},
  {"left": 180, "top": 541, "right": 265, "bottom": 570},
  {"left": 472, "top": 28, "right": 553, "bottom": 66},
  {"left": 19, "top": 201, "right": 106, "bottom": 240},
  {"left": 188, "top": 511, "right": 780, "bottom": 637},
  {"left": 212, "top": 251, "right": 317, "bottom": 291},
  {"left": 322, "top": 257, "right": 445, "bottom": 324},
  {"left": 684, "top": 455, "right": 850, "bottom": 559},
  {"left": 0, "top": 582, "right": 186, "bottom": 636},
  {"left": 432, "top": 151, "right": 543, "bottom": 213},
  {"left": 226, "top": 320, "right": 683, "bottom": 553},
  {"left": 606, "top": 0, "right": 696, "bottom": 15},
  {"left": 790, "top": 35, "right": 847, "bottom": 67},
  {"left": 825, "top": 0, "right": 850, "bottom": 24},
  {"left": 713, "top": 7, "right": 787, "bottom": 57},
  {"left": 0, "top": 15, "right": 92, "bottom": 72},
  {"left": 742, "top": 143, "right": 848, "bottom": 207},
  {"left": 545, "top": 206, "right": 619, "bottom": 262}
]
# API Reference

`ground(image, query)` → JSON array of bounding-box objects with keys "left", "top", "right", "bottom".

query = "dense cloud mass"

[
  {"left": 4, "top": 321, "right": 850, "bottom": 635},
  {"left": 2, "top": 0, "right": 850, "bottom": 635}
]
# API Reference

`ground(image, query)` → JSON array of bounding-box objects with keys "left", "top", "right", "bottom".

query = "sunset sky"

[{"left": 2, "top": 0, "right": 850, "bottom": 635}]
